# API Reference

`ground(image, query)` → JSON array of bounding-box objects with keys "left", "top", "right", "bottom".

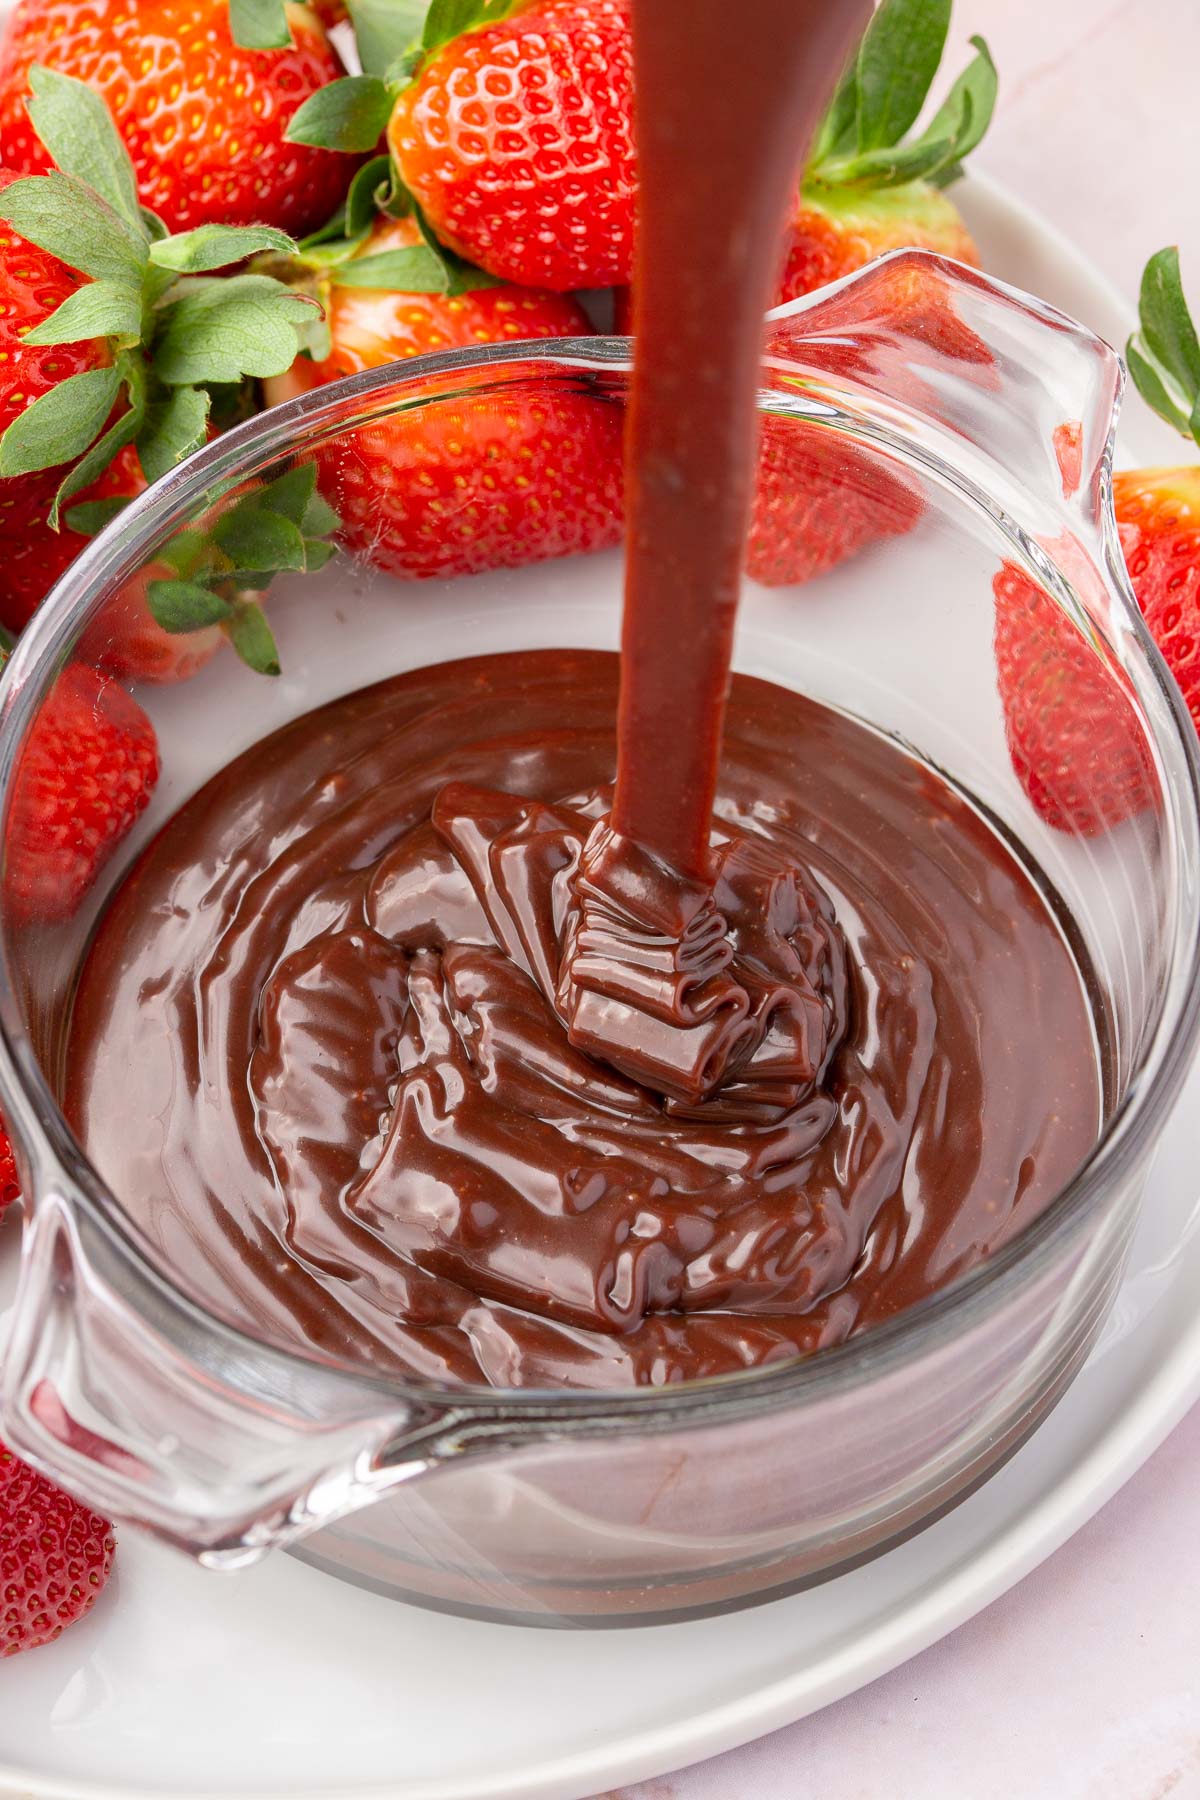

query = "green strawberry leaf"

[
  {"left": 255, "top": 460, "right": 319, "bottom": 525},
  {"left": 0, "top": 172, "right": 147, "bottom": 285},
  {"left": 153, "top": 276, "right": 320, "bottom": 385},
  {"left": 919, "top": 35, "right": 996, "bottom": 176},
  {"left": 385, "top": 47, "right": 425, "bottom": 85},
  {"left": 1136, "top": 248, "right": 1200, "bottom": 414},
  {"left": 150, "top": 223, "right": 298, "bottom": 274},
  {"left": 347, "top": 154, "right": 399, "bottom": 234},
  {"left": 854, "top": 0, "right": 951, "bottom": 154},
  {"left": 287, "top": 75, "right": 394, "bottom": 152},
  {"left": 302, "top": 536, "right": 336, "bottom": 571},
  {"left": 815, "top": 134, "right": 957, "bottom": 191},
  {"left": 228, "top": 0, "right": 292, "bottom": 50},
  {"left": 349, "top": 0, "right": 432, "bottom": 77},
  {"left": 148, "top": 578, "right": 235, "bottom": 632},
  {"left": 1126, "top": 340, "right": 1192, "bottom": 439},
  {"left": 330, "top": 243, "right": 447, "bottom": 290},
  {"left": 64, "top": 494, "right": 134, "bottom": 535},
  {"left": 226, "top": 601, "right": 281, "bottom": 675},
  {"left": 136, "top": 387, "right": 211, "bottom": 483},
  {"left": 21, "top": 279, "right": 142, "bottom": 347},
  {"left": 812, "top": 58, "right": 861, "bottom": 165},
  {"left": 291, "top": 227, "right": 372, "bottom": 271},
  {"left": 293, "top": 147, "right": 402, "bottom": 254},
  {"left": 808, "top": 10, "right": 994, "bottom": 192},
  {"left": 26, "top": 65, "right": 145, "bottom": 234},
  {"left": 439, "top": 240, "right": 504, "bottom": 296},
  {"left": 159, "top": 526, "right": 209, "bottom": 578},
  {"left": 302, "top": 488, "right": 340, "bottom": 538},
  {"left": 295, "top": 308, "right": 334, "bottom": 362},
  {"left": 409, "top": 195, "right": 503, "bottom": 294},
  {"left": 0, "top": 362, "right": 122, "bottom": 478},
  {"left": 212, "top": 502, "right": 308, "bottom": 572},
  {"left": 421, "top": 0, "right": 517, "bottom": 54},
  {"left": 298, "top": 208, "right": 349, "bottom": 252},
  {"left": 49, "top": 381, "right": 145, "bottom": 525}
]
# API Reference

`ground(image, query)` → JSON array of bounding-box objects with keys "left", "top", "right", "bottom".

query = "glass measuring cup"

[{"left": 0, "top": 250, "right": 1196, "bottom": 1624}]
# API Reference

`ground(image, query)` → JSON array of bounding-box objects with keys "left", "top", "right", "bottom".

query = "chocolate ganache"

[{"left": 65, "top": 650, "right": 1099, "bottom": 1389}]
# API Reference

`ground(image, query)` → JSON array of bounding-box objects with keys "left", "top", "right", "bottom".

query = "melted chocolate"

[
  {"left": 65, "top": 1, "right": 1100, "bottom": 1392},
  {"left": 65, "top": 651, "right": 1099, "bottom": 1389}
]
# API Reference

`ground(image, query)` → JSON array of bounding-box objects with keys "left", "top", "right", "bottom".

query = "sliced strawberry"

[
  {"left": 6, "top": 661, "right": 159, "bottom": 924},
  {"left": 0, "top": 0, "right": 354, "bottom": 236},
  {"left": 1, "top": 1439, "right": 114, "bottom": 1656}
]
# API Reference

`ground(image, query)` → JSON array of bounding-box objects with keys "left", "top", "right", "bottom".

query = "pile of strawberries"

[{"left": 0, "top": 0, "right": 1196, "bottom": 1661}]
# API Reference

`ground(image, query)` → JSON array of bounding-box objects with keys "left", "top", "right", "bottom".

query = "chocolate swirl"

[{"left": 66, "top": 651, "right": 1100, "bottom": 1389}]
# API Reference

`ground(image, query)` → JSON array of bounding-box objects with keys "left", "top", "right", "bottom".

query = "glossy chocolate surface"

[{"left": 66, "top": 650, "right": 1099, "bottom": 1388}]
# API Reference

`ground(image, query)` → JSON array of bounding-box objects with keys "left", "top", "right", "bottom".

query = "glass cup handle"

[{"left": 1, "top": 1185, "right": 460, "bottom": 1566}]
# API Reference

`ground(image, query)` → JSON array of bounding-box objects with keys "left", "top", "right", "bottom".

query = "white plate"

[{"left": 0, "top": 176, "right": 1197, "bottom": 1800}]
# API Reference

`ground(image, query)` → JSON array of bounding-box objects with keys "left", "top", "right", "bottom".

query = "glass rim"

[{"left": 1, "top": 249, "right": 1198, "bottom": 1429}]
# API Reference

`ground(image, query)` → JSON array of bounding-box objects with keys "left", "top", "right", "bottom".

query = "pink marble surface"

[{"left": 595, "top": 3, "right": 1200, "bottom": 1795}]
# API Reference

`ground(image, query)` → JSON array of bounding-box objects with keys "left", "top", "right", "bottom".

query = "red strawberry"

[
  {"left": 603, "top": 3, "right": 994, "bottom": 591},
  {"left": 6, "top": 660, "right": 159, "bottom": 924},
  {"left": 0, "top": 1128, "right": 19, "bottom": 1220},
  {"left": 266, "top": 213, "right": 622, "bottom": 579},
  {"left": 778, "top": 184, "right": 980, "bottom": 307},
  {"left": 747, "top": 416, "right": 922, "bottom": 587},
  {"left": 382, "top": 0, "right": 635, "bottom": 293},
  {"left": 0, "top": 446, "right": 225, "bottom": 685},
  {"left": 1116, "top": 467, "right": 1200, "bottom": 734},
  {"left": 300, "top": 215, "right": 596, "bottom": 368},
  {"left": 993, "top": 556, "right": 1158, "bottom": 837},
  {"left": 1112, "top": 249, "right": 1200, "bottom": 740},
  {"left": 1, "top": 1439, "right": 114, "bottom": 1656},
  {"left": 0, "top": 0, "right": 353, "bottom": 236},
  {"left": 778, "top": 6, "right": 994, "bottom": 305},
  {"left": 0, "top": 169, "right": 111, "bottom": 538},
  {"left": 0, "top": 67, "right": 322, "bottom": 680},
  {"left": 587, "top": 0, "right": 992, "bottom": 323},
  {"left": 746, "top": 259, "right": 996, "bottom": 588}
]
